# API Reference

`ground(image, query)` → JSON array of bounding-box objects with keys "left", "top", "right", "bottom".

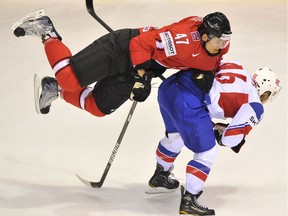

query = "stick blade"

[{"left": 75, "top": 174, "right": 103, "bottom": 188}]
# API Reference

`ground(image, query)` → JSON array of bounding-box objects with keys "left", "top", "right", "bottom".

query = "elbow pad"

[{"left": 249, "top": 102, "right": 264, "bottom": 123}]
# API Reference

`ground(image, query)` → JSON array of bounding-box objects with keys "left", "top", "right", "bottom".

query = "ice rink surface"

[{"left": 0, "top": 0, "right": 287, "bottom": 215}]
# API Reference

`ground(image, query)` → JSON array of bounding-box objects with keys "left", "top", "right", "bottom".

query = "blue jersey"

[{"left": 158, "top": 71, "right": 215, "bottom": 153}]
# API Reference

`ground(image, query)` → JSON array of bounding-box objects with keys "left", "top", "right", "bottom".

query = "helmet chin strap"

[{"left": 201, "top": 40, "right": 221, "bottom": 57}]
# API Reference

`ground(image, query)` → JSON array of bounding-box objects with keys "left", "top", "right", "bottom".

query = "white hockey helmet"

[{"left": 252, "top": 67, "right": 281, "bottom": 103}]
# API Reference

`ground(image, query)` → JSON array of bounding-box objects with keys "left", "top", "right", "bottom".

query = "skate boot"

[
  {"left": 179, "top": 186, "right": 215, "bottom": 215},
  {"left": 11, "top": 9, "right": 62, "bottom": 42},
  {"left": 39, "top": 76, "right": 59, "bottom": 114},
  {"left": 146, "top": 163, "right": 180, "bottom": 194}
]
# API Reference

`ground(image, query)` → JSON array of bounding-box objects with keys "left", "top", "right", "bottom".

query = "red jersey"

[{"left": 129, "top": 16, "right": 229, "bottom": 71}]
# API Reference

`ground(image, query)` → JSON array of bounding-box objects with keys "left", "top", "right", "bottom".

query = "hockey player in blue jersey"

[{"left": 146, "top": 61, "right": 281, "bottom": 215}]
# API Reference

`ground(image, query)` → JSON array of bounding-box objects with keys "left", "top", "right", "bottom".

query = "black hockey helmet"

[{"left": 198, "top": 12, "right": 232, "bottom": 40}]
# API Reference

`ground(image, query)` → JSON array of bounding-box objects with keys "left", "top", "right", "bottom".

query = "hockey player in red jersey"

[
  {"left": 12, "top": 9, "right": 231, "bottom": 116},
  {"left": 130, "top": 16, "right": 231, "bottom": 71},
  {"left": 147, "top": 61, "right": 281, "bottom": 215}
]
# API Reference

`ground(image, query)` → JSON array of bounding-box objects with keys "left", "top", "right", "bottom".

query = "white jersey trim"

[
  {"left": 80, "top": 87, "right": 93, "bottom": 110},
  {"left": 52, "top": 58, "right": 70, "bottom": 74}
]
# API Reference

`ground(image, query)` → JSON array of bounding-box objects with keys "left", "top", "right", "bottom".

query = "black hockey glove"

[
  {"left": 134, "top": 60, "right": 167, "bottom": 78},
  {"left": 214, "top": 128, "right": 225, "bottom": 146},
  {"left": 134, "top": 60, "right": 151, "bottom": 71},
  {"left": 213, "top": 122, "right": 229, "bottom": 146},
  {"left": 214, "top": 122, "right": 246, "bottom": 153},
  {"left": 131, "top": 71, "right": 153, "bottom": 102},
  {"left": 191, "top": 69, "right": 215, "bottom": 93}
]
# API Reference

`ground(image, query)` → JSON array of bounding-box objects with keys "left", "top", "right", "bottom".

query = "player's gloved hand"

[
  {"left": 214, "top": 128, "right": 224, "bottom": 146},
  {"left": 134, "top": 60, "right": 166, "bottom": 78},
  {"left": 214, "top": 122, "right": 246, "bottom": 153},
  {"left": 131, "top": 71, "right": 153, "bottom": 102},
  {"left": 191, "top": 69, "right": 215, "bottom": 93},
  {"left": 213, "top": 122, "right": 229, "bottom": 146}
]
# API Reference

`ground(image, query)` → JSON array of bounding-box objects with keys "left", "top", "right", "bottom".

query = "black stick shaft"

[
  {"left": 86, "top": 0, "right": 113, "bottom": 33},
  {"left": 90, "top": 101, "right": 138, "bottom": 188},
  {"left": 80, "top": 0, "right": 166, "bottom": 188},
  {"left": 80, "top": 0, "right": 139, "bottom": 188}
]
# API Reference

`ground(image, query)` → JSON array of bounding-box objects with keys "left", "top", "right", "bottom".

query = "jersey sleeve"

[
  {"left": 129, "top": 30, "right": 157, "bottom": 68},
  {"left": 221, "top": 102, "right": 264, "bottom": 147}
]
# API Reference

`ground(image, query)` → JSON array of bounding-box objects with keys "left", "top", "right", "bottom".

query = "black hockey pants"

[{"left": 69, "top": 28, "right": 140, "bottom": 114}]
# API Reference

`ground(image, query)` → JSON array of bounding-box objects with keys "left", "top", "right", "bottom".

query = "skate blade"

[
  {"left": 179, "top": 211, "right": 208, "bottom": 215},
  {"left": 145, "top": 186, "right": 178, "bottom": 194},
  {"left": 33, "top": 74, "right": 42, "bottom": 114},
  {"left": 11, "top": 9, "right": 45, "bottom": 31}
]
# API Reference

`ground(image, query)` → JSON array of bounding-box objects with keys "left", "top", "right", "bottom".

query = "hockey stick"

[
  {"left": 76, "top": 0, "right": 139, "bottom": 188},
  {"left": 76, "top": 0, "right": 165, "bottom": 188},
  {"left": 76, "top": 100, "right": 138, "bottom": 188},
  {"left": 85, "top": 0, "right": 113, "bottom": 33}
]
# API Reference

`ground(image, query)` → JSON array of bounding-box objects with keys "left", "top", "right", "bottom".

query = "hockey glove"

[
  {"left": 214, "top": 122, "right": 246, "bottom": 153},
  {"left": 214, "top": 128, "right": 225, "bottom": 146},
  {"left": 134, "top": 60, "right": 167, "bottom": 78},
  {"left": 191, "top": 69, "right": 215, "bottom": 93},
  {"left": 131, "top": 71, "right": 153, "bottom": 102},
  {"left": 213, "top": 122, "right": 229, "bottom": 146},
  {"left": 134, "top": 60, "right": 151, "bottom": 71}
]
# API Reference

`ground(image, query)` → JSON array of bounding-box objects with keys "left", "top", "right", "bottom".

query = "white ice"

[{"left": 0, "top": 0, "right": 287, "bottom": 215}]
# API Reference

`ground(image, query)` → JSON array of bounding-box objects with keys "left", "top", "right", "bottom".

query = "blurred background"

[{"left": 0, "top": 0, "right": 287, "bottom": 215}]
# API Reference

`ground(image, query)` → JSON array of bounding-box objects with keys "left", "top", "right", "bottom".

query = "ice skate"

[
  {"left": 179, "top": 186, "right": 215, "bottom": 215},
  {"left": 34, "top": 74, "right": 59, "bottom": 114},
  {"left": 145, "top": 163, "right": 180, "bottom": 194},
  {"left": 11, "top": 9, "right": 61, "bottom": 41}
]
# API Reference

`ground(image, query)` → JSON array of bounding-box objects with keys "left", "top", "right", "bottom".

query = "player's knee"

[{"left": 194, "top": 145, "right": 218, "bottom": 168}]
